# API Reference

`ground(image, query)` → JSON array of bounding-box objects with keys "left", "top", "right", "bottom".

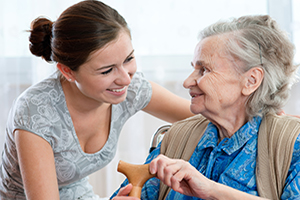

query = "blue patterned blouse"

[{"left": 111, "top": 116, "right": 300, "bottom": 200}]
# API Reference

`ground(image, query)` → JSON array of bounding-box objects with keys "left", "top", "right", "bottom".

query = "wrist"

[{"left": 206, "top": 181, "right": 219, "bottom": 200}]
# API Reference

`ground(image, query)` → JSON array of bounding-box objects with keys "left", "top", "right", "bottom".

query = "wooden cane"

[{"left": 117, "top": 160, "right": 156, "bottom": 198}]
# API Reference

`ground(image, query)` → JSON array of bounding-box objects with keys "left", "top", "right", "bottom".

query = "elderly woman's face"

[{"left": 183, "top": 36, "right": 247, "bottom": 118}]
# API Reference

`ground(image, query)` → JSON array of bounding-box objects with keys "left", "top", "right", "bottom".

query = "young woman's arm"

[
  {"left": 15, "top": 130, "right": 60, "bottom": 200},
  {"left": 142, "top": 81, "right": 193, "bottom": 123}
]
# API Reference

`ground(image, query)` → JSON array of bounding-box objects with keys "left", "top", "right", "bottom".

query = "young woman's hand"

[{"left": 111, "top": 184, "right": 140, "bottom": 200}]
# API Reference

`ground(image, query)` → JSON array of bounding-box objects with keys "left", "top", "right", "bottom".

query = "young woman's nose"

[{"left": 115, "top": 66, "right": 133, "bottom": 85}]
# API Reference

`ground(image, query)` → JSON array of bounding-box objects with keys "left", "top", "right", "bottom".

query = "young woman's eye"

[
  {"left": 125, "top": 56, "right": 134, "bottom": 63},
  {"left": 101, "top": 68, "right": 113, "bottom": 75}
]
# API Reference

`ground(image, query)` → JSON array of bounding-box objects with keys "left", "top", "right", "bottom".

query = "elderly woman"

[{"left": 112, "top": 15, "right": 300, "bottom": 200}]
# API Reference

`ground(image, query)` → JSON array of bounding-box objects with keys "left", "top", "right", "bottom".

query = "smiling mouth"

[
  {"left": 190, "top": 93, "right": 203, "bottom": 98},
  {"left": 108, "top": 87, "right": 126, "bottom": 93}
]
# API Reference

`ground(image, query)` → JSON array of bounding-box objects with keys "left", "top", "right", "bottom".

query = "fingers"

[
  {"left": 277, "top": 110, "right": 285, "bottom": 115},
  {"left": 170, "top": 168, "right": 186, "bottom": 189},
  {"left": 112, "top": 184, "right": 139, "bottom": 200},
  {"left": 149, "top": 154, "right": 175, "bottom": 175},
  {"left": 149, "top": 155, "right": 186, "bottom": 187},
  {"left": 150, "top": 155, "right": 213, "bottom": 198},
  {"left": 117, "top": 184, "right": 133, "bottom": 196},
  {"left": 277, "top": 109, "right": 300, "bottom": 119}
]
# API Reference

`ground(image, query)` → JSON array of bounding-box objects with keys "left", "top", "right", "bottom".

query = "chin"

[
  {"left": 190, "top": 105, "right": 204, "bottom": 115},
  {"left": 111, "top": 97, "right": 127, "bottom": 105}
]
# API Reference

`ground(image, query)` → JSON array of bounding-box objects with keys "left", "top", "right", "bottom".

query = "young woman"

[{"left": 0, "top": 1, "right": 193, "bottom": 199}]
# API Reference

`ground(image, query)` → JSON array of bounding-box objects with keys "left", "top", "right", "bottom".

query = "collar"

[{"left": 196, "top": 116, "right": 262, "bottom": 155}]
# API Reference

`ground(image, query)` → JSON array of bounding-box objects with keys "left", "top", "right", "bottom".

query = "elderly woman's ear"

[{"left": 241, "top": 67, "right": 264, "bottom": 96}]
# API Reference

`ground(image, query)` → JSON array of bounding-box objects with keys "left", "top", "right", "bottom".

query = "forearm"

[
  {"left": 209, "top": 182, "right": 269, "bottom": 200},
  {"left": 143, "top": 81, "right": 194, "bottom": 123},
  {"left": 15, "top": 130, "right": 60, "bottom": 200}
]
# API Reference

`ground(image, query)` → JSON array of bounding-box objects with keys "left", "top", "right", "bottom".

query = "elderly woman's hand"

[
  {"left": 149, "top": 155, "right": 270, "bottom": 200},
  {"left": 149, "top": 154, "right": 214, "bottom": 199}
]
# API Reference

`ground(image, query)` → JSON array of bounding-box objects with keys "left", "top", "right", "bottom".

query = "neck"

[
  {"left": 203, "top": 107, "right": 248, "bottom": 141},
  {"left": 61, "top": 79, "right": 111, "bottom": 114}
]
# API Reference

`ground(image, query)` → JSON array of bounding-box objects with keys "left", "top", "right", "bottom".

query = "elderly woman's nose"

[{"left": 183, "top": 73, "right": 197, "bottom": 89}]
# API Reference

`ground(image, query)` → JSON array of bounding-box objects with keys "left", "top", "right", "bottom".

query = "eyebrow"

[
  {"left": 125, "top": 50, "right": 135, "bottom": 62},
  {"left": 192, "top": 60, "right": 210, "bottom": 68},
  {"left": 96, "top": 49, "right": 135, "bottom": 71}
]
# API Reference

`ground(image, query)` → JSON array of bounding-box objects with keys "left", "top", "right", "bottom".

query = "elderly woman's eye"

[{"left": 199, "top": 67, "right": 208, "bottom": 75}]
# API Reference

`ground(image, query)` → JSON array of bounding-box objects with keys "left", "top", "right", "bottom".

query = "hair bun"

[{"left": 29, "top": 17, "right": 53, "bottom": 62}]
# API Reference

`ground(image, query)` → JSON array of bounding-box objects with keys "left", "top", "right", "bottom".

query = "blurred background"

[{"left": 0, "top": 0, "right": 300, "bottom": 198}]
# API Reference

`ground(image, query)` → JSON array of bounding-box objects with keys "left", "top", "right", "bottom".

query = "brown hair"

[{"left": 29, "top": 0, "right": 130, "bottom": 71}]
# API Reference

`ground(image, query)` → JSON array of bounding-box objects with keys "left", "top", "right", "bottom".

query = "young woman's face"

[{"left": 72, "top": 31, "right": 137, "bottom": 105}]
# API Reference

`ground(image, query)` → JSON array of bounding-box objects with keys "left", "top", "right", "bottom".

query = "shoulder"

[
  {"left": 258, "top": 113, "right": 300, "bottom": 177},
  {"left": 12, "top": 74, "right": 62, "bottom": 119},
  {"left": 166, "top": 114, "right": 208, "bottom": 136},
  {"left": 128, "top": 72, "right": 151, "bottom": 92},
  {"left": 11, "top": 73, "right": 65, "bottom": 137},
  {"left": 260, "top": 113, "right": 300, "bottom": 140},
  {"left": 16, "top": 72, "right": 61, "bottom": 105},
  {"left": 125, "top": 72, "right": 152, "bottom": 110},
  {"left": 263, "top": 113, "right": 300, "bottom": 125},
  {"left": 173, "top": 114, "right": 208, "bottom": 125},
  {"left": 161, "top": 115, "right": 208, "bottom": 153}
]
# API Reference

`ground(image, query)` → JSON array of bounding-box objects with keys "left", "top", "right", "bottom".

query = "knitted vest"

[{"left": 158, "top": 113, "right": 300, "bottom": 200}]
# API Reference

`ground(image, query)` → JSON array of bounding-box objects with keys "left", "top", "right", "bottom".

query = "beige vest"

[{"left": 158, "top": 113, "right": 300, "bottom": 200}]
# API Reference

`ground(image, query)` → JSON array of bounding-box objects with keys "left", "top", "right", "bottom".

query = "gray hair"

[{"left": 199, "top": 15, "right": 298, "bottom": 118}]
